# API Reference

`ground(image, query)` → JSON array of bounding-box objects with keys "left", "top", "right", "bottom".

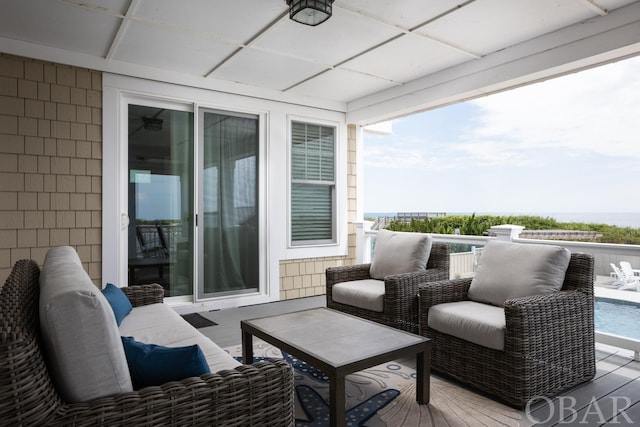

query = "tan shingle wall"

[
  {"left": 279, "top": 124, "right": 358, "bottom": 300},
  {"left": 0, "top": 54, "right": 102, "bottom": 285},
  {"left": 279, "top": 255, "right": 347, "bottom": 300}
]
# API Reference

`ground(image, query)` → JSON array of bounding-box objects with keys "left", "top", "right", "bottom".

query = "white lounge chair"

[
  {"left": 614, "top": 262, "right": 640, "bottom": 291},
  {"left": 620, "top": 261, "right": 640, "bottom": 276}
]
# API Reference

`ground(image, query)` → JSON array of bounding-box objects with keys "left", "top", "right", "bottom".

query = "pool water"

[{"left": 595, "top": 297, "right": 640, "bottom": 340}]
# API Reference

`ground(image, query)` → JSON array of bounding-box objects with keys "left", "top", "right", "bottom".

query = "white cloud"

[
  {"left": 450, "top": 139, "right": 535, "bottom": 167},
  {"left": 467, "top": 56, "right": 640, "bottom": 159},
  {"left": 363, "top": 55, "right": 640, "bottom": 213},
  {"left": 364, "top": 135, "right": 456, "bottom": 170}
]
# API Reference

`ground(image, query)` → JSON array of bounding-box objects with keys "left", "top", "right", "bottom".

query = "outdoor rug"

[
  {"left": 224, "top": 341, "right": 522, "bottom": 427},
  {"left": 181, "top": 313, "right": 217, "bottom": 328}
]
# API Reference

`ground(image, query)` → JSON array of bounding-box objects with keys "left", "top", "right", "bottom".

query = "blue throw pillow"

[
  {"left": 121, "top": 336, "right": 211, "bottom": 389},
  {"left": 103, "top": 283, "right": 132, "bottom": 326}
]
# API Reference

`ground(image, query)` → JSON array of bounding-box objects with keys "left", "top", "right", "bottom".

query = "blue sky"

[
  {"left": 135, "top": 174, "right": 182, "bottom": 220},
  {"left": 363, "top": 55, "right": 640, "bottom": 214}
]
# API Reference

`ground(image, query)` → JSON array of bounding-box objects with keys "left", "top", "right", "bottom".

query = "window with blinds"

[{"left": 291, "top": 121, "right": 336, "bottom": 245}]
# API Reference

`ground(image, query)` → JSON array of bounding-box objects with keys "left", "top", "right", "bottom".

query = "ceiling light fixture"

[
  {"left": 286, "top": 0, "right": 334, "bottom": 26},
  {"left": 142, "top": 116, "right": 163, "bottom": 131}
]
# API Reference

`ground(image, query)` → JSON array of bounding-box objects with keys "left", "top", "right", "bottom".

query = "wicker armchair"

[
  {"left": 326, "top": 240, "right": 449, "bottom": 334},
  {"left": 1, "top": 260, "right": 295, "bottom": 426},
  {"left": 418, "top": 251, "right": 595, "bottom": 407}
]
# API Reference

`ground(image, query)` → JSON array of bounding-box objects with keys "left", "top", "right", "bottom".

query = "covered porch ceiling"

[{"left": 1, "top": 0, "right": 639, "bottom": 125}]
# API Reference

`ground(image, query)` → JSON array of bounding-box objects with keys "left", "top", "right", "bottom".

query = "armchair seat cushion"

[
  {"left": 468, "top": 240, "right": 571, "bottom": 307},
  {"left": 427, "top": 301, "right": 506, "bottom": 351},
  {"left": 331, "top": 279, "right": 385, "bottom": 312}
]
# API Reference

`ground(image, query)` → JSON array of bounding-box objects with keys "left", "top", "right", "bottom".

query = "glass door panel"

[
  {"left": 200, "top": 110, "right": 259, "bottom": 298},
  {"left": 128, "top": 104, "right": 194, "bottom": 297}
]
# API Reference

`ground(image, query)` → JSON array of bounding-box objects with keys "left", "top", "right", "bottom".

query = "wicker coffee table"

[{"left": 241, "top": 307, "right": 431, "bottom": 427}]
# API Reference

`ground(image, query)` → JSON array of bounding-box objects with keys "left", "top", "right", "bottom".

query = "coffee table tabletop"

[{"left": 241, "top": 307, "right": 431, "bottom": 427}]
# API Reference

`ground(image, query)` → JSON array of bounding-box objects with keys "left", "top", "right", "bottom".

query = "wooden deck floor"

[
  {"left": 524, "top": 345, "right": 640, "bottom": 426},
  {"left": 193, "top": 295, "right": 640, "bottom": 426}
]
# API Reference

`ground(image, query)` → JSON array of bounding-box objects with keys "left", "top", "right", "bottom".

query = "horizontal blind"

[
  {"left": 291, "top": 184, "right": 332, "bottom": 241},
  {"left": 292, "top": 123, "right": 334, "bottom": 181},
  {"left": 291, "top": 121, "right": 335, "bottom": 243}
]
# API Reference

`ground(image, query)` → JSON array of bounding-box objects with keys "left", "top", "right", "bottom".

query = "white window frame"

[
  {"left": 290, "top": 120, "right": 337, "bottom": 246},
  {"left": 286, "top": 115, "right": 346, "bottom": 257}
]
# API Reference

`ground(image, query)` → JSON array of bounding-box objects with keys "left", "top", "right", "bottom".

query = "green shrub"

[{"left": 386, "top": 214, "right": 640, "bottom": 245}]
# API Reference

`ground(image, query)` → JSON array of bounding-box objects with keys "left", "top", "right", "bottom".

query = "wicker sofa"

[
  {"left": 327, "top": 231, "right": 449, "bottom": 334},
  {"left": 418, "top": 243, "right": 595, "bottom": 408},
  {"left": 0, "top": 248, "right": 294, "bottom": 426}
]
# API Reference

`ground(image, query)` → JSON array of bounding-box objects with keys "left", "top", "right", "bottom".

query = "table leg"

[
  {"left": 329, "top": 374, "right": 346, "bottom": 427},
  {"left": 242, "top": 330, "right": 253, "bottom": 364},
  {"left": 416, "top": 342, "right": 431, "bottom": 404}
]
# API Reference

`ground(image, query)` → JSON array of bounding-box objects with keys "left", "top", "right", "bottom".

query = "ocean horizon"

[{"left": 364, "top": 212, "right": 640, "bottom": 229}]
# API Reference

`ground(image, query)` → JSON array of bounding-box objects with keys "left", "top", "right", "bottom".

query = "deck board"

[{"left": 601, "top": 401, "right": 640, "bottom": 426}]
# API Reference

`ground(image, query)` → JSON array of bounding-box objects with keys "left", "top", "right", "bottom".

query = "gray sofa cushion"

[
  {"left": 428, "top": 301, "right": 506, "bottom": 350},
  {"left": 119, "top": 303, "right": 241, "bottom": 373},
  {"left": 369, "top": 229, "right": 432, "bottom": 280},
  {"left": 468, "top": 240, "right": 571, "bottom": 307},
  {"left": 39, "top": 246, "right": 133, "bottom": 402},
  {"left": 331, "top": 279, "right": 385, "bottom": 312}
]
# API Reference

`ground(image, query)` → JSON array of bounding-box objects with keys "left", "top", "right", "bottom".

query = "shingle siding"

[{"left": 0, "top": 54, "right": 102, "bottom": 286}]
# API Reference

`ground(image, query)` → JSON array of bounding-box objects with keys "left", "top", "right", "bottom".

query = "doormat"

[
  {"left": 181, "top": 313, "right": 217, "bottom": 328},
  {"left": 224, "top": 341, "right": 522, "bottom": 427}
]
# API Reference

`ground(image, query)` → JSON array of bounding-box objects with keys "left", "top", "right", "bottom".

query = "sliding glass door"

[
  {"left": 199, "top": 109, "right": 259, "bottom": 299},
  {"left": 126, "top": 102, "right": 259, "bottom": 300},
  {"left": 127, "top": 104, "right": 194, "bottom": 297}
]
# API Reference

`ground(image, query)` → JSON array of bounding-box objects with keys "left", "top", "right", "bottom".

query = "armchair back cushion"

[
  {"left": 468, "top": 240, "right": 571, "bottom": 307},
  {"left": 370, "top": 230, "right": 432, "bottom": 280}
]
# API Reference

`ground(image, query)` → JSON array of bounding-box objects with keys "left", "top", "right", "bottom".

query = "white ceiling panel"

[
  {"left": 342, "top": 33, "right": 473, "bottom": 83},
  {"left": 335, "top": 0, "right": 464, "bottom": 30},
  {"left": 418, "top": 0, "right": 598, "bottom": 55},
  {"left": 253, "top": 8, "right": 402, "bottom": 66},
  {"left": 68, "top": 0, "right": 131, "bottom": 15},
  {"left": 594, "top": 0, "right": 639, "bottom": 10},
  {"left": 134, "top": 0, "right": 286, "bottom": 44},
  {"left": 210, "top": 48, "right": 328, "bottom": 91},
  {"left": 288, "top": 68, "right": 397, "bottom": 102},
  {"left": 1, "top": 0, "right": 638, "bottom": 119},
  {"left": 113, "top": 20, "right": 238, "bottom": 76},
  {"left": 0, "top": 0, "right": 121, "bottom": 57}
]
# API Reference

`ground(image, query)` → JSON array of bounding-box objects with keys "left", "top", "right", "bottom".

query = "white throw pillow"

[
  {"left": 369, "top": 229, "right": 432, "bottom": 280},
  {"left": 468, "top": 240, "right": 571, "bottom": 307}
]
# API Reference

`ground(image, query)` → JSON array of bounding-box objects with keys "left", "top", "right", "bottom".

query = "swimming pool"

[{"left": 595, "top": 297, "right": 640, "bottom": 340}]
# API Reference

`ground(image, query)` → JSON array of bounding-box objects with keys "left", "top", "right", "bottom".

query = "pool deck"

[{"left": 595, "top": 275, "right": 640, "bottom": 303}]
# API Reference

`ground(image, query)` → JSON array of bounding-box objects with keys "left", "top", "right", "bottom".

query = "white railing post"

[
  {"left": 355, "top": 220, "right": 373, "bottom": 264},
  {"left": 489, "top": 224, "right": 525, "bottom": 241}
]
